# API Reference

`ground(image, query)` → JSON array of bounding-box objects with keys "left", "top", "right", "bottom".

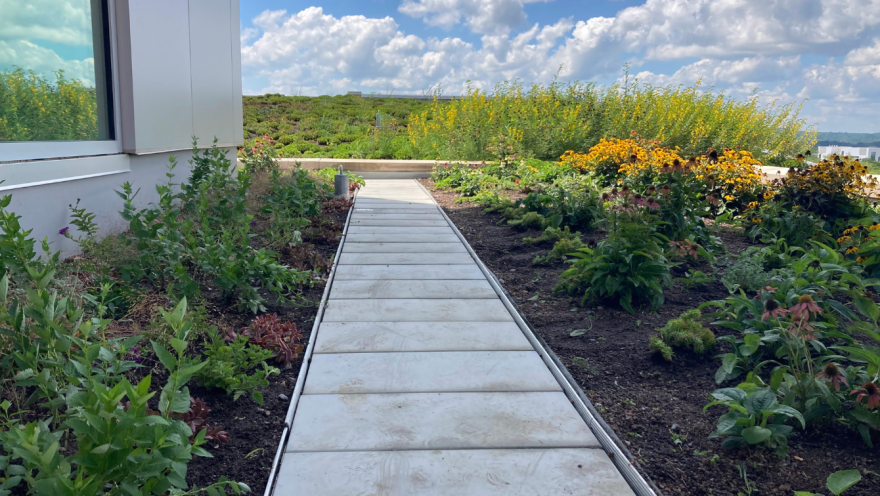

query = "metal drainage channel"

[
  {"left": 262, "top": 194, "right": 355, "bottom": 496},
  {"left": 415, "top": 179, "right": 663, "bottom": 496}
]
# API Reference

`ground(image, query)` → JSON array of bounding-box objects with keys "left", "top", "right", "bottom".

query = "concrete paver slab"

[
  {"left": 338, "top": 252, "right": 475, "bottom": 265},
  {"left": 287, "top": 391, "right": 600, "bottom": 452},
  {"left": 313, "top": 321, "right": 533, "bottom": 353},
  {"left": 351, "top": 213, "right": 445, "bottom": 220},
  {"left": 352, "top": 208, "right": 441, "bottom": 214},
  {"left": 346, "top": 234, "right": 461, "bottom": 243},
  {"left": 335, "top": 264, "right": 484, "bottom": 280},
  {"left": 356, "top": 199, "right": 436, "bottom": 205},
  {"left": 342, "top": 242, "right": 467, "bottom": 253},
  {"left": 330, "top": 280, "right": 496, "bottom": 299},
  {"left": 350, "top": 219, "right": 449, "bottom": 227},
  {"left": 323, "top": 299, "right": 513, "bottom": 322},
  {"left": 348, "top": 226, "right": 453, "bottom": 234},
  {"left": 275, "top": 448, "right": 635, "bottom": 496},
  {"left": 303, "top": 351, "right": 561, "bottom": 394}
]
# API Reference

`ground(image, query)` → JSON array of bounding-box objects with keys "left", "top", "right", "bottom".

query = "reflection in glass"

[{"left": 0, "top": 0, "right": 113, "bottom": 142}]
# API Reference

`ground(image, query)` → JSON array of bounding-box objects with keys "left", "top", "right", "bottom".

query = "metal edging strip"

[
  {"left": 262, "top": 191, "right": 355, "bottom": 496},
  {"left": 414, "top": 179, "right": 662, "bottom": 496}
]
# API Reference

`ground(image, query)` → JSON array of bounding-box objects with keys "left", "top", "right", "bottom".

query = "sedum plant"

[{"left": 649, "top": 310, "right": 715, "bottom": 361}]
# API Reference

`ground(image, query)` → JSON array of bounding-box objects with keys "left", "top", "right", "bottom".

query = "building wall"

[
  {"left": 115, "top": 0, "right": 243, "bottom": 153},
  {"left": 5, "top": 149, "right": 235, "bottom": 259},
  {"left": 0, "top": 0, "right": 242, "bottom": 258},
  {"left": 818, "top": 145, "right": 880, "bottom": 160}
]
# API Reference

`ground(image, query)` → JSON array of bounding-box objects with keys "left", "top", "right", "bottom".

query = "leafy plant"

[
  {"left": 533, "top": 236, "right": 586, "bottom": 265},
  {"left": 721, "top": 248, "right": 773, "bottom": 294},
  {"left": 558, "top": 209, "right": 673, "bottom": 313},
  {"left": 241, "top": 314, "right": 304, "bottom": 367},
  {"left": 677, "top": 270, "right": 715, "bottom": 289},
  {"left": 523, "top": 226, "right": 580, "bottom": 245},
  {"left": 649, "top": 310, "right": 715, "bottom": 361},
  {"left": 188, "top": 326, "right": 279, "bottom": 404},
  {"left": 704, "top": 386, "right": 805, "bottom": 458}
]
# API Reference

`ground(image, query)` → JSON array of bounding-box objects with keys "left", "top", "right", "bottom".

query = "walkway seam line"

[{"left": 414, "top": 178, "right": 662, "bottom": 496}]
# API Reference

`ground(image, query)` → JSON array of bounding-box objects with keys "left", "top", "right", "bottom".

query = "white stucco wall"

[{"left": 4, "top": 148, "right": 236, "bottom": 259}]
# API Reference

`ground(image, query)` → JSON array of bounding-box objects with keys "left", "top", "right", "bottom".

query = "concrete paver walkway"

[{"left": 275, "top": 180, "right": 635, "bottom": 495}]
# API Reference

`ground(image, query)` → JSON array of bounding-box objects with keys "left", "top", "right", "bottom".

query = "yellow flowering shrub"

[
  {"left": 560, "top": 139, "right": 765, "bottom": 199},
  {"left": 408, "top": 77, "right": 816, "bottom": 162},
  {"left": 774, "top": 155, "right": 878, "bottom": 218}
]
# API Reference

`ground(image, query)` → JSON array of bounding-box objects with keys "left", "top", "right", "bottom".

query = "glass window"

[{"left": 0, "top": 0, "right": 114, "bottom": 143}]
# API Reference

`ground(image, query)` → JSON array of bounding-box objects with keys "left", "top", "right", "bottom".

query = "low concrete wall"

[{"left": 276, "top": 158, "right": 439, "bottom": 172}]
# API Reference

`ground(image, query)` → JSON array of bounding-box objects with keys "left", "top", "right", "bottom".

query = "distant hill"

[{"left": 816, "top": 132, "right": 880, "bottom": 147}]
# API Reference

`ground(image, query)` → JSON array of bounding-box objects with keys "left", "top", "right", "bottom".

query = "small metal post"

[
  {"left": 334, "top": 165, "right": 350, "bottom": 200},
  {"left": 376, "top": 112, "right": 382, "bottom": 129}
]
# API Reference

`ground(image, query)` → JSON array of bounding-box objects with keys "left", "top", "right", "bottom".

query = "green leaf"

[
  {"left": 741, "top": 426, "right": 772, "bottom": 445},
  {"left": 827, "top": 470, "right": 862, "bottom": 495},
  {"left": 711, "top": 388, "right": 747, "bottom": 403},
  {"left": 852, "top": 292, "right": 879, "bottom": 323},
  {"left": 569, "top": 329, "right": 588, "bottom": 337},
  {"left": 169, "top": 337, "right": 187, "bottom": 356},
  {"left": 744, "top": 389, "right": 777, "bottom": 416},
  {"left": 772, "top": 405, "right": 806, "bottom": 429},
  {"left": 90, "top": 444, "right": 111, "bottom": 455},
  {"left": 151, "top": 340, "right": 178, "bottom": 371},
  {"left": 252, "top": 391, "right": 264, "bottom": 405},
  {"left": 722, "top": 354, "right": 737, "bottom": 375}
]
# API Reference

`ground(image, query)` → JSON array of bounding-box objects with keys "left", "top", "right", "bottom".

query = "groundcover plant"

[
  {"left": 0, "top": 140, "right": 357, "bottom": 494},
  {"left": 426, "top": 132, "right": 880, "bottom": 494}
]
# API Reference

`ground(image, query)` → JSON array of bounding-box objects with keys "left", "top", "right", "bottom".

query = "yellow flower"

[
  {"left": 724, "top": 195, "right": 734, "bottom": 201},
  {"left": 846, "top": 246, "right": 860, "bottom": 255}
]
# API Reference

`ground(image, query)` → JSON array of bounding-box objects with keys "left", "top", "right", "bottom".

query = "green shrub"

[
  {"left": 533, "top": 236, "right": 586, "bottom": 265},
  {"left": 721, "top": 248, "right": 773, "bottom": 294},
  {"left": 649, "top": 309, "right": 715, "bottom": 361},
  {"left": 297, "top": 130, "right": 320, "bottom": 141},
  {"left": 557, "top": 222, "right": 673, "bottom": 313},
  {"left": 523, "top": 226, "right": 580, "bottom": 245},
  {"left": 278, "top": 134, "right": 298, "bottom": 145},
  {"left": 744, "top": 202, "right": 831, "bottom": 247},
  {"left": 508, "top": 211, "right": 545, "bottom": 230},
  {"left": 187, "top": 327, "right": 279, "bottom": 404}
]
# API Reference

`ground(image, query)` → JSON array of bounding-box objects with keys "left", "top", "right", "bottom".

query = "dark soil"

[
  {"left": 184, "top": 203, "right": 348, "bottom": 493},
  {"left": 421, "top": 179, "right": 880, "bottom": 496}
]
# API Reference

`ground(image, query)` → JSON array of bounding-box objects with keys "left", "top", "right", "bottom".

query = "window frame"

[{"left": 0, "top": 0, "right": 123, "bottom": 164}]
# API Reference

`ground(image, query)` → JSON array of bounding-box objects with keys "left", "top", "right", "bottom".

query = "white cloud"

[
  {"left": 0, "top": 40, "right": 95, "bottom": 85},
  {"left": 0, "top": 0, "right": 93, "bottom": 46},
  {"left": 0, "top": 0, "right": 97, "bottom": 85},
  {"left": 399, "top": 0, "right": 555, "bottom": 34}
]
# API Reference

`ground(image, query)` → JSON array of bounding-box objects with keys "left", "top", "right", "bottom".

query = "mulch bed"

[{"left": 421, "top": 178, "right": 880, "bottom": 496}]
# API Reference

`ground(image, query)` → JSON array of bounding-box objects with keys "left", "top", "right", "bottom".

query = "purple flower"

[
  {"left": 250, "top": 221, "right": 258, "bottom": 227},
  {"left": 59, "top": 227, "right": 70, "bottom": 236}
]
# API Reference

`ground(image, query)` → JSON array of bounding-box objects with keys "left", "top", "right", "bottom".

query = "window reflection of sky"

[{"left": 0, "top": 0, "right": 96, "bottom": 85}]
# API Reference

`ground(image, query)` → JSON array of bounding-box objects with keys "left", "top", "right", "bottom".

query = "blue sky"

[{"left": 238, "top": 0, "right": 880, "bottom": 132}]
